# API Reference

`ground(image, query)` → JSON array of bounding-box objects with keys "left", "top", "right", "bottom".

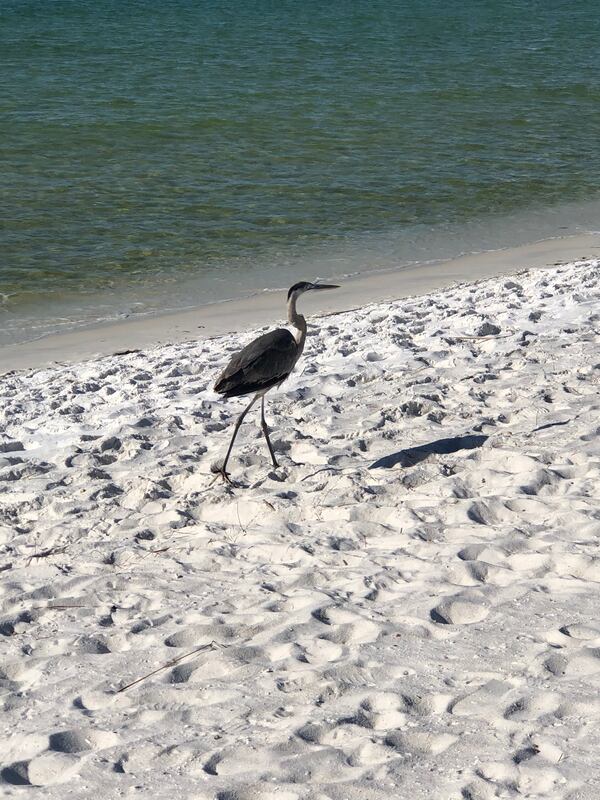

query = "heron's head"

[{"left": 287, "top": 281, "right": 340, "bottom": 301}]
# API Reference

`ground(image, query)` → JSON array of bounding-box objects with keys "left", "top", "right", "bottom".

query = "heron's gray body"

[
  {"left": 212, "top": 281, "right": 338, "bottom": 481},
  {"left": 214, "top": 328, "right": 300, "bottom": 398}
]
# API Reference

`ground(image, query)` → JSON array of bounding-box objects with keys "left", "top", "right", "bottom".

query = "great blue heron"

[{"left": 213, "top": 281, "right": 339, "bottom": 481}]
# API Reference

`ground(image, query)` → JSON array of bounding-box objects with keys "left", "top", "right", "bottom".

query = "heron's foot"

[
  {"left": 210, "top": 461, "right": 233, "bottom": 485},
  {"left": 218, "top": 468, "right": 233, "bottom": 485}
]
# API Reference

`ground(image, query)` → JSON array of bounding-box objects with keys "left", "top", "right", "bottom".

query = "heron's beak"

[{"left": 311, "top": 283, "right": 340, "bottom": 290}]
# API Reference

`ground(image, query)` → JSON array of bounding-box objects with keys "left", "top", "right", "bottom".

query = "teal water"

[{"left": 1, "top": 0, "right": 600, "bottom": 345}]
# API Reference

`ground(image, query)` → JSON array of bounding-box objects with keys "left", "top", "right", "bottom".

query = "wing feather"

[{"left": 214, "top": 328, "right": 298, "bottom": 397}]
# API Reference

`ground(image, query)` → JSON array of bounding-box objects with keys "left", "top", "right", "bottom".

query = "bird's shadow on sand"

[{"left": 369, "top": 434, "right": 489, "bottom": 469}]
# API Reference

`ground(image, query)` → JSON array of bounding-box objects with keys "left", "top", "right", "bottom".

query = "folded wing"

[{"left": 214, "top": 328, "right": 299, "bottom": 398}]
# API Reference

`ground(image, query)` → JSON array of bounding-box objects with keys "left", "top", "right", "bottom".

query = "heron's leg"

[
  {"left": 219, "top": 394, "right": 259, "bottom": 479},
  {"left": 260, "top": 395, "right": 279, "bottom": 468}
]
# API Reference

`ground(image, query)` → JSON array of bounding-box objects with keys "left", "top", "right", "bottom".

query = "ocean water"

[{"left": 2, "top": 0, "right": 600, "bottom": 345}]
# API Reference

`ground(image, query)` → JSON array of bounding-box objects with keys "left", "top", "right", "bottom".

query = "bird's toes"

[{"left": 210, "top": 460, "right": 233, "bottom": 483}]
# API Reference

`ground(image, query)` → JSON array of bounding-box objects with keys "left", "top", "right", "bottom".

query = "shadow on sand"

[{"left": 369, "top": 434, "right": 489, "bottom": 470}]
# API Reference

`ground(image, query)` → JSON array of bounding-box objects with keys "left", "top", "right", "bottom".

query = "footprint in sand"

[
  {"left": 216, "top": 788, "right": 299, "bottom": 800},
  {"left": 48, "top": 728, "right": 118, "bottom": 753},
  {"left": 204, "top": 744, "right": 272, "bottom": 777},
  {"left": 350, "top": 697, "right": 407, "bottom": 730},
  {"left": 384, "top": 729, "right": 458, "bottom": 757},
  {"left": 503, "top": 690, "right": 562, "bottom": 722},
  {"left": 431, "top": 595, "right": 490, "bottom": 625},
  {"left": 450, "top": 679, "right": 515, "bottom": 718},
  {"left": 294, "top": 638, "right": 343, "bottom": 664},
  {"left": 3, "top": 753, "right": 81, "bottom": 786},
  {"left": 3, "top": 728, "right": 117, "bottom": 786},
  {"left": 559, "top": 623, "right": 600, "bottom": 640}
]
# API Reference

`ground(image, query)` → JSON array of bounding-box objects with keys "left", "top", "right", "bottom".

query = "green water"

[{"left": 1, "top": 0, "right": 600, "bottom": 344}]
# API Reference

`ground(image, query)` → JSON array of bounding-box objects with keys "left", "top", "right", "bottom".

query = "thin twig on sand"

[
  {"left": 26, "top": 546, "right": 67, "bottom": 566},
  {"left": 452, "top": 331, "right": 514, "bottom": 341},
  {"left": 116, "top": 641, "right": 220, "bottom": 694}
]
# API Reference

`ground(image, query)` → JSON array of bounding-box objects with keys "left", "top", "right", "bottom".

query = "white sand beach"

[{"left": 1, "top": 252, "right": 600, "bottom": 798}]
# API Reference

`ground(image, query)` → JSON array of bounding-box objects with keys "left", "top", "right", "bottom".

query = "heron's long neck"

[{"left": 288, "top": 296, "right": 307, "bottom": 352}]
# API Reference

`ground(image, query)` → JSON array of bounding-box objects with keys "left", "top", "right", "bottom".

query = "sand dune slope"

[{"left": 1, "top": 259, "right": 599, "bottom": 798}]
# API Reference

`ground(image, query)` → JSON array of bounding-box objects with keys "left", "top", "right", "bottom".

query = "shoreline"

[{"left": 2, "top": 231, "right": 599, "bottom": 374}]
